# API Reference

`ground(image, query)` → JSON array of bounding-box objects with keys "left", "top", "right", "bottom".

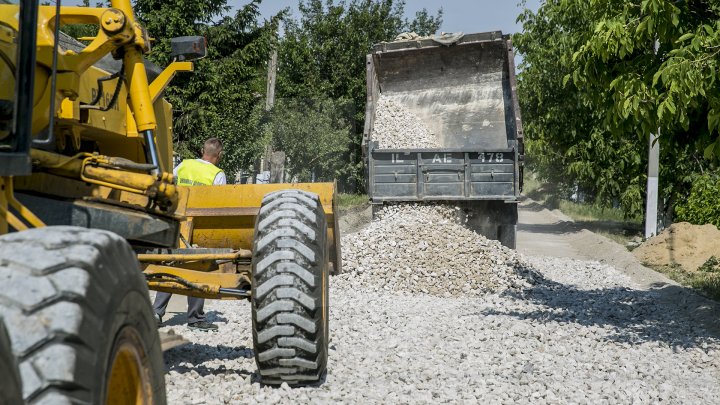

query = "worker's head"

[{"left": 201, "top": 137, "right": 223, "bottom": 165}]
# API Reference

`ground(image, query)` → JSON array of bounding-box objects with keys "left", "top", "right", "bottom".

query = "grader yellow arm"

[
  {"left": 0, "top": 0, "right": 338, "bottom": 401},
  {"left": 185, "top": 183, "right": 340, "bottom": 267},
  {"left": 141, "top": 182, "right": 341, "bottom": 300}
]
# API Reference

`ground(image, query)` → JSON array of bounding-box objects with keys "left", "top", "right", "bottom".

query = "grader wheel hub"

[{"left": 106, "top": 326, "right": 154, "bottom": 405}]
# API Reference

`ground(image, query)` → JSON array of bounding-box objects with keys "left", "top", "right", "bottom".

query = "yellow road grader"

[{"left": 0, "top": 1, "right": 339, "bottom": 403}]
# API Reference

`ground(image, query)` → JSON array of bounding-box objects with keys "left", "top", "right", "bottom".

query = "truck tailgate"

[{"left": 370, "top": 148, "right": 518, "bottom": 201}]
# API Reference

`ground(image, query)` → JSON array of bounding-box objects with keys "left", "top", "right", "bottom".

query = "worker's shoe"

[
  {"left": 188, "top": 321, "right": 218, "bottom": 332},
  {"left": 154, "top": 313, "right": 162, "bottom": 326}
]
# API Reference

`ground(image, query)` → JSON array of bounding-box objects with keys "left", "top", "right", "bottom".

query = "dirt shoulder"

[{"left": 517, "top": 196, "right": 720, "bottom": 336}]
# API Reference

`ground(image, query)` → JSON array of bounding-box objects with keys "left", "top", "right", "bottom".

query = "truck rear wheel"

[
  {"left": 498, "top": 224, "right": 517, "bottom": 249},
  {"left": 251, "top": 189, "right": 329, "bottom": 386},
  {"left": 0, "top": 226, "right": 166, "bottom": 404}
]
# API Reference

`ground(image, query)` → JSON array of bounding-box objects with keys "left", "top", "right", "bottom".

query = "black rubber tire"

[
  {"left": 251, "top": 189, "right": 329, "bottom": 386},
  {"left": 0, "top": 319, "right": 22, "bottom": 404},
  {"left": 0, "top": 226, "right": 166, "bottom": 404}
]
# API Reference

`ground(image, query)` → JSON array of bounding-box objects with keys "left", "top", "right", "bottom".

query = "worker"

[{"left": 153, "top": 137, "right": 226, "bottom": 331}]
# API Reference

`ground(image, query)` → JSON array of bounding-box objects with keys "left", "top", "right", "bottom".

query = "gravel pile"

[
  {"left": 340, "top": 204, "right": 537, "bottom": 296},
  {"left": 160, "top": 253, "right": 720, "bottom": 404},
  {"left": 372, "top": 95, "right": 440, "bottom": 149},
  {"left": 158, "top": 204, "right": 720, "bottom": 404}
]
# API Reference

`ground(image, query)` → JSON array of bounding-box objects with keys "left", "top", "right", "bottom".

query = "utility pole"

[
  {"left": 645, "top": 131, "right": 659, "bottom": 238},
  {"left": 261, "top": 48, "right": 279, "bottom": 183},
  {"left": 265, "top": 49, "right": 277, "bottom": 111},
  {"left": 645, "top": 39, "right": 661, "bottom": 239}
]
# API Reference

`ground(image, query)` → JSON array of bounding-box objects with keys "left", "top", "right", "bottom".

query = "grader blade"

[{"left": 179, "top": 182, "right": 342, "bottom": 275}]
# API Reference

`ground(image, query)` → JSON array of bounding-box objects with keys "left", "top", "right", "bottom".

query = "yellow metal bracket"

[
  {"left": 144, "top": 265, "right": 250, "bottom": 300},
  {"left": 30, "top": 149, "right": 179, "bottom": 212},
  {"left": 0, "top": 177, "right": 46, "bottom": 233},
  {"left": 149, "top": 61, "right": 193, "bottom": 103},
  {"left": 137, "top": 250, "right": 251, "bottom": 262},
  {"left": 34, "top": 6, "right": 136, "bottom": 74}
]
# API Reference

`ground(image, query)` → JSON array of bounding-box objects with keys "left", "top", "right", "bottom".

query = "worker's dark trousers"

[{"left": 153, "top": 292, "right": 205, "bottom": 324}]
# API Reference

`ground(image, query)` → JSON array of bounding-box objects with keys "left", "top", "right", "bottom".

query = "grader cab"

[{"left": 0, "top": 1, "right": 338, "bottom": 403}]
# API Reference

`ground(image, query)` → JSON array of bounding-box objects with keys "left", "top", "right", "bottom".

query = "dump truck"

[
  {"left": 363, "top": 31, "right": 524, "bottom": 248},
  {"left": 0, "top": 1, "right": 337, "bottom": 403}
]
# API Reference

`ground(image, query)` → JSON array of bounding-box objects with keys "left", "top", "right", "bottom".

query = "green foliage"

[
  {"left": 515, "top": 2, "right": 646, "bottom": 218},
  {"left": 515, "top": 0, "right": 720, "bottom": 219},
  {"left": 570, "top": 0, "right": 720, "bottom": 149},
  {"left": 654, "top": 263, "right": 720, "bottom": 302},
  {"left": 59, "top": 0, "right": 103, "bottom": 41},
  {"left": 558, "top": 200, "right": 641, "bottom": 224},
  {"left": 277, "top": 0, "right": 442, "bottom": 191},
  {"left": 674, "top": 173, "right": 720, "bottom": 227},
  {"left": 337, "top": 193, "right": 368, "bottom": 209},
  {"left": 691, "top": 272, "right": 720, "bottom": 302},
  {"left": 406, "top": 7, "right": 444, "bottom": 36},
  {"left": 264, "top": 98, "right": 352, "bottom": 182},
  {"left": 134, "top": 0, "right": 281, "bottom": 177},
  {"left": 698, "top": 256, "right": 720, "bottom": 274}
]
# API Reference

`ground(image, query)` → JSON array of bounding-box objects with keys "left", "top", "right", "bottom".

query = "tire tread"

[{"left": 252, "top": 190, "right": 329, "bottom": 386}]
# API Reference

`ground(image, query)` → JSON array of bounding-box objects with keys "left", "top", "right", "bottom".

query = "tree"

[
  {"left": 515, "top": 1, "right": 646, "bottom": 215},
  {"left": 277, "top": 0, "right": 442, "bottom": 191},
  {"left": 515, "top": 0, "right": 719, "bottom": 219},
  {"left": 134, "top": 0, "right": 282, "bottom": 178},
  {"left": 406, "top": 8, "right": 444, "bottom": 36},
  {"left": 265, "top": 98, "right": 352, "bottom": 182},
  {"left": 570, "top": 0, "right": 720, "bottom": 155}
]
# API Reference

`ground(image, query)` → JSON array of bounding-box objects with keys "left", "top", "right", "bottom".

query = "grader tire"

[
  {"left": 0, "top": 320, "right": 22, "bottom": 404},
  {"left": 0, "top": 226, "right": 166, "bottom": 404},
  {"left": 252, "top": 189, "right": 329, "bottom": 386}
]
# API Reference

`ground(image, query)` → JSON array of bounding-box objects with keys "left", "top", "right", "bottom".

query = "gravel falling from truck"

[
  {"left": 338, "top": 204, "right": 538, "bottom": 296},
  {"left": 371, "top": 95, "right": 441, "bottom": 149}
]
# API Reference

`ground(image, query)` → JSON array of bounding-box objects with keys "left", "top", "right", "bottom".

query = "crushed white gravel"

[
  {"left": 160, "top": 205, "right": 720, "bottom": 404},
  {"left": 341, "top": 204, "right": 538, "bottom": 296},
  {"left": 372, "top": 95, "right": 440, "bottom": 149}
]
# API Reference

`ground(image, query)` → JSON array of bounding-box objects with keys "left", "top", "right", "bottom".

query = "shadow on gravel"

[
  {"left": 518, "top": 220, "right": 640, "bottom": 237},
  {"left": 492, "top": 270, "right": 720, "bottom": 348},
  {"left": 518, "top": 222, "right": 578, "bottom": 235},
  {"left": 161, "top": 310, "right": 228, "bottom": 326},
  {"left": 164, "top": 343, "right": 254, "bottom": 376}
]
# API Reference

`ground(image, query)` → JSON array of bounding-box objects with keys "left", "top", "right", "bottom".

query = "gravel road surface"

[{"left": 159, "top": 201, "right": 720, "bottom": 404}]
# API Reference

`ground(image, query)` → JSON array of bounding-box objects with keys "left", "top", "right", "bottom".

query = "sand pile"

[{"left": 633, "top": 222, "right": 720, "bottom": 272}]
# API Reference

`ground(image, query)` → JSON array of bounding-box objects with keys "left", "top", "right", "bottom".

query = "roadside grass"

[
  {"left": 594, "top": 230, "right": 639, "bottom": 246},
  {"left": 337, "top": 193, "right": 368, "bottom": 210},
  {"left": 522, "top": 174, "right": 558, "bottom": 207},
  {"left": 558, "top": 200, "right": 640, "bottom": 224},
  {"left": 649, "top": 261, "right": 720, "bottom": 302}
]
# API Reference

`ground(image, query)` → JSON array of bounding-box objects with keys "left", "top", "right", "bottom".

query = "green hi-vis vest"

[{"left": 176, "top": 159, "right": 222, "bottom": 186}]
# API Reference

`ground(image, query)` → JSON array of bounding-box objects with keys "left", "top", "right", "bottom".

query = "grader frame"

[{"left": 0, "top": 0, "right": 338, "bottom": 401}]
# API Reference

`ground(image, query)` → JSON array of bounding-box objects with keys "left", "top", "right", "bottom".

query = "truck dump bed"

[{"left": 363, "top": 31, "right": 524, "bottom": 202}]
